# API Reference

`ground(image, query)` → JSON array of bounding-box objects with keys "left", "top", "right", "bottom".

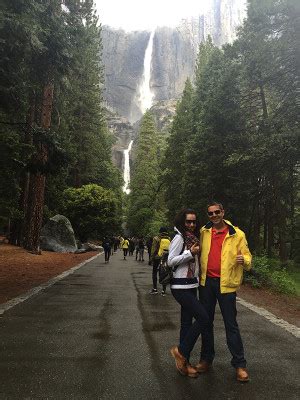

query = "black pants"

[
  {"left": 152, "top": 258, "right": 166, "bottom": 291},
  {"left": 199, "top": 277, "right": 246, "bottom": 368},
  {"left": 104, "top": 249, "right": 110, "bottom": 261}
]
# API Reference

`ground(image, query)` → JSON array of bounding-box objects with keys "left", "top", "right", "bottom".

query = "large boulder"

[{"left": 40, "top": 215, "right": 77, "bottom": 253}]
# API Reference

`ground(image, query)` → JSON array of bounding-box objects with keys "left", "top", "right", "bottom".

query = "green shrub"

[
  {"left": 244, "top": 256, "right": 297, "bottom": 295},
  {"left": 62, "top": 184, "right": 122, "bottom": 242}
]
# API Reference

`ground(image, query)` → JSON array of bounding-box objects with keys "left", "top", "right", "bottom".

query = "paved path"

[{"left": 0, "top": 251, "right": 299, "bottom": 399}]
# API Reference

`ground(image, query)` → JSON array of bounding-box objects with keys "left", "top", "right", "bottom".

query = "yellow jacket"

[
  {"left": 200, "top": 219, "right": 252, "bottom": 293},
  {"left": 121, "top": 239, "right": 129, "bottom": 249}
]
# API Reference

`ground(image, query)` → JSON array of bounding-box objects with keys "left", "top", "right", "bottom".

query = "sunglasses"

[
  {"left": 185, "top": 220, "right": 197, "bottom": 224},
  {"left": 207, "top": 210, "right": 222, "bottom": 216}
]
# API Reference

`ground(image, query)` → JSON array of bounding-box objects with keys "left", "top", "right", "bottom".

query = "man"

[
  {"left": 198, "top": 201, "right": 252, "bottom": 382},
  {"left": 149, "top": 227, "right": 171, "bottom": 296}
]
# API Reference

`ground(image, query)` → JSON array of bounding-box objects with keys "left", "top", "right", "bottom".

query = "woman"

[{"left": 168, "top": 208, "right": 209, "bottom": 378}]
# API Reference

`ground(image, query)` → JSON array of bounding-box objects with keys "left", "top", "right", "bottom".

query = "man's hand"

[
  {"left": 236, "top": 250, "right": 244, "bottom": 265},
  {"left": 190, "top": 243, "right": 200, "bottom": 256}
]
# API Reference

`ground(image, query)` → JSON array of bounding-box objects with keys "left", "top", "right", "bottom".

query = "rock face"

[
  {"left": 102, "top": 0, "right": 247, "bottom": 123},
  {"left": 102, "top": 28, "right": 150, "bottom": 124},
  {"left": 151, "top": 27, "right": 195, "bottom": 103},
  {"left": 40, "top": 215, "right": 77, "bottom": 253},
  {"left": 105, "top": 107, "right": 136, "bottom": 170}
]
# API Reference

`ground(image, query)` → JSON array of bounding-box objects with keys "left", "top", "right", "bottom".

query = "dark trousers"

[
  {"left": 171, "top": 288, "right": 209, "bottom": 362},
  {"left": 152, "top": 258, "right": 166, "bottom": 291},
  {"left": 199, "top": 277, "right": 246, "bottom": 368},
  {"left": 123, "top": 249, "right": 128, "bottom": 258},
  {"left": 104, "top": 249, "right": 110, "bottom": 261}
]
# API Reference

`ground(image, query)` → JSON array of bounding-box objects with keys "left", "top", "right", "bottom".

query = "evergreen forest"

[{"left": 0, "top": 0, "right": 299, "bottom": 272}]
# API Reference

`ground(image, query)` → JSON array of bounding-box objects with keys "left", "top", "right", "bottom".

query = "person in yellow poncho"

[{"left": 121, "top": 237, "right": 129, "bottom": 260}]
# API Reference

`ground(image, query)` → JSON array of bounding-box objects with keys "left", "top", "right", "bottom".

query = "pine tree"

[
  {"left": 163, "top": 79, "right": 194, "bottom": 220},
  {"left": 127, "top": 112, "right": 162, "bottom": 236}
]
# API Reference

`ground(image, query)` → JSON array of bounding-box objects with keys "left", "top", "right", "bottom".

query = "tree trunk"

[
  {"left": 23, "top": 83, "right": 54, "bottom": 253},
  {"left": 9, "top": 99, "right": 35, "bottom": 246},
  {"left": 274, "top": 190, "right": 288, "bottom": 264}
]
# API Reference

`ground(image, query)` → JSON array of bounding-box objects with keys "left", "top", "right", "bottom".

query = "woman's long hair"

[{"left": 174, "top": 208, "right": 200, "bottom": 238}]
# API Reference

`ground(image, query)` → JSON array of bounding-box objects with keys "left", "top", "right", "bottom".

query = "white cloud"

[{"left": 94, "top": 0, "right": 212, "bottom": 31}]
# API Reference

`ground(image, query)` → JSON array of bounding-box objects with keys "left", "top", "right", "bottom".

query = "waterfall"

[
  {"left": 123, "top": 140, "right": 133, "bottom": 194},
  {"left": 137, "top": 30, "right": 155, "bottom": 114}
]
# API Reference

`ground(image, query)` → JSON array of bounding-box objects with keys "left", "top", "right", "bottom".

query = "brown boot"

[
  {"left": 194, "top": 360, "right": 211, "bottom": 373},
  {"left": 186, "top": 364, "right": 198, "bottom": 378},
  {"left": 236, "top": 367, "right": 249, "bottom": 382},
  {"left": 170, "top": 346, "right": 198, "bottom": 378}
]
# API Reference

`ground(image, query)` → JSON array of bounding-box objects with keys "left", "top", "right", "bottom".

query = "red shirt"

[{"left": 207, "top": 226, "right": 229, "bottom": 277}]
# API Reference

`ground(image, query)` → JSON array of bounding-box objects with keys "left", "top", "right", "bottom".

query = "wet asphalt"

[{"left": 0, "top": 250, "right": 299, "bottom": 400}]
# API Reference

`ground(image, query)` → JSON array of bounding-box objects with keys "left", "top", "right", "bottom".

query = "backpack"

[
  {"left": 158, "top": 237, "right": 185, "bottom": 285},
  {"left": 158, "top": 252, "right": 172, "bottom": 285},
  {"left": 157, "top": 237, "right": 171, "bottom": 257}
]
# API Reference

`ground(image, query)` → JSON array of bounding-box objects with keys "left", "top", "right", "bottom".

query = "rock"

[
  {"left": 81, "top": 243, "right": 103, "bottom": 252},
  {"left": 40, "top": 215, "right": 77, "bottom": 253},
  {"left": 74, "top": 248, "right": 87, "bottom": 254}
]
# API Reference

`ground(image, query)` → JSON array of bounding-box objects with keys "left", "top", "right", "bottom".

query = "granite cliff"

[{"left": 102, "top": 0, "right": 247, "bottom": 124}]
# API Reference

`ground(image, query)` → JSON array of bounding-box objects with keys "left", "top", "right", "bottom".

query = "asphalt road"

[{"left": 0, "top": 250, "right": 299, "bottom": 400}]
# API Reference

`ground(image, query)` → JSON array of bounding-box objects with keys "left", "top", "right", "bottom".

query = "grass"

[{"left": 286, "top": 267, "right": 300, "bottom": 296}]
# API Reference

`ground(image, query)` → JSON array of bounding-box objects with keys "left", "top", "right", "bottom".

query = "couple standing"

[{"left": 169, "top": 202, "right": 252, "bottom": 382}]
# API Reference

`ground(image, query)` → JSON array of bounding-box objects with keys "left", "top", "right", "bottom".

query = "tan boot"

[
  {"left": 194, "top": 360, "right": 211, "bottom": 373},
  {"left": 170, "top": 346, "right": 198, "bottom": 378},
  {"left": 236, "top": 367, "right": 249, "bottom": 382}
]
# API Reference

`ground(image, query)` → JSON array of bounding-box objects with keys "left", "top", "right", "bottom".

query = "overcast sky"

[{"left": 94, "top": 0, "right": 212, "bottom": 31}]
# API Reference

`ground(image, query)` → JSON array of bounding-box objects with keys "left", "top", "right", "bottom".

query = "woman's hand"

[{"left": 190, "top": 243, "right": 200, "bottom": 256}]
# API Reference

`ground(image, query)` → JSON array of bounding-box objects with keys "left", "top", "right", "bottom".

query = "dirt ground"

[
  {"left": 0, "top": 243, "right": 99, "bottom": 304},
  {"left": 0, "top": 243, "right": 299, "bottom": 327}
]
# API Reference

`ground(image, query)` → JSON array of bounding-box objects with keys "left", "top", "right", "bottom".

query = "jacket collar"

[
  {"left": 203, "top": 219, "right": 236, "bottom": 236},
  {"left": 174, "top": 227, "right": 182, "bottom": 235}
]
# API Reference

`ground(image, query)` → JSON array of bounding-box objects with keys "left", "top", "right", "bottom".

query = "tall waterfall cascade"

[
  {"left": 123, "top": 140, "right": 133, "bottom": 194},
  {"left": 137, "top": 30, "right": 155, "bottom": 114}
]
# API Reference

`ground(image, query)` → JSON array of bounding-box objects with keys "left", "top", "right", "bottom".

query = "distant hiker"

[
  {"left": 169, "top": 208, "right": 209, "bottom": 378},
  {"left": 134, "top": 238, "right": 139, "bottom": 260},
  {"left": 121, "top": 237, "right": 129, "bottom": 260},
  {"left": 110, "top": 238, "right": 114, "bottom": 256},
  {"left": 138, "top": 237, "right": 145, "bottom": 261},
  {"left": 102, "top": 237, "right": 112, "bottom": 263},
  {"left": 150, "top": 227, "right": 171, "bottom": 296},
  {"left": 198, "top": 201, "right": 252, "bottom": 382},
  {"left": 113, "top": 237, "right": 120, "bottom": 252},
  {"left": 128, "top": 238, "right": 135, "bottom": 256},
  {"left": 146, "top": 237, "right": 153, "bottom": 265}
]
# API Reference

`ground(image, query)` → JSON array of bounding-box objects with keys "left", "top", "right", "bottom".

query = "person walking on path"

[
  {"left": 138, "top": 237, "right": 145, "bottom": 261},
  {"left": 128, "top": 238, "right": 135, "bottom": 256},
  {"left": 149, "top": 227, "right": 171, "bottom": 296},
  {"left": 102, "top": 237, "right": 112, "bottom": 263},
  {"left": 198, "top": 201, "right": 252, "bottom": 382},
  {"left": 121, "top": 237, "right": 129, "bottom": 260},
  {"left": 146, "top": 237, "right": 153, "bottom": 265},
  {"left": 168, "top": 208, "right": 209, "bottom": 378}
]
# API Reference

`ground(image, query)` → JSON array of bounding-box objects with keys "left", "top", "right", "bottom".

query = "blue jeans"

[
  {"left": 199, "top": 277, "right": 246, "bottom": 368},
  {"left": 171, "top": 288, "right": 209, "bottom": 362}
]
